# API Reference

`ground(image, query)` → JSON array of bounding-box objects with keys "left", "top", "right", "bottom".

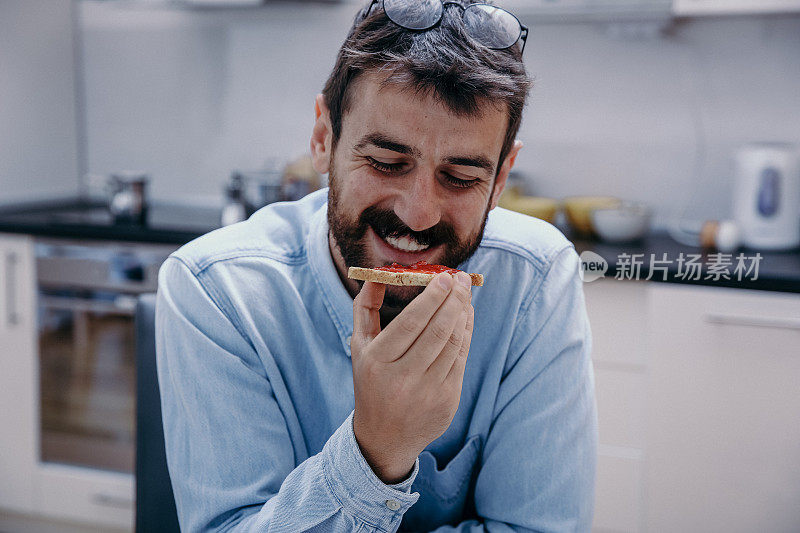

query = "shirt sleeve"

[
  {"left": 155, "top": 256, "right": 420, "bottom": 532},
  {"left": 418, "top": 245, "right": 598, "bottom": 532}
]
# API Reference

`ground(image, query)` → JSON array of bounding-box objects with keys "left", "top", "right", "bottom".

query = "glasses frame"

[{"left": 361, "top": 0, "right": 528, "bottom": 55}]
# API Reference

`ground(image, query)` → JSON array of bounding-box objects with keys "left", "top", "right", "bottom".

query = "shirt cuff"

[
  {"left": 322, "top": 410, "right": 420, "bottom": 531},
  {"left": 385, "top": 464, "right": 418, "bottom": 493}
]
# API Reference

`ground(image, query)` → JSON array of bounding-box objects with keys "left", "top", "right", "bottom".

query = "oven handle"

[
  {"left": 40, "top": 294, "right": 137, "bottom": 316},
  {"left": 6, "top": 251, "right": 19, "bottom": 326},
  {"left": 704, "top": 312, "right": 800, "bottom": 331}
]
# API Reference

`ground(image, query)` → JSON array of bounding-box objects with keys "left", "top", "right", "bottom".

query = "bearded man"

[{"left": 156, "top": 1, "right": 597, "bottom": 531}]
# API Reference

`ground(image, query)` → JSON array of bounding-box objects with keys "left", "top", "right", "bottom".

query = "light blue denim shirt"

[{"left": 156, "top": 188, "right": 597, "bottom": 532}]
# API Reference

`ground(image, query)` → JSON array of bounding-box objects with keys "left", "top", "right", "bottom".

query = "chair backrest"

[{"left": 135, "top": 293, "right": 181, "bottom": 532}]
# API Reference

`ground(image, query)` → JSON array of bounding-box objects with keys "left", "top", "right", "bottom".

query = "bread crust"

[{"left": 348, "top": 266, "right": 483, "bottom": 287}]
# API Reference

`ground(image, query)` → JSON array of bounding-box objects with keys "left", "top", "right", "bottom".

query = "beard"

[{"left": 327, "top": 163, "right": 493, "bottom": 310}]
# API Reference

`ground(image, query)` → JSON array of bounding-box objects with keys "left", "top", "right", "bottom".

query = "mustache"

[{"left": 360, "top": 206, "right": 458, "bottom": 247}]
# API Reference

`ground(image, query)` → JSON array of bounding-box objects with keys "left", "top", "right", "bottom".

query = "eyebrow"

[
  {"left": 353, "top": 132, "right": 496, "bottom": 176},
  {"left": 354, "top": 133, "right": 420, "bottom": 158},
  {"left": 444, "top": 155, "right": 495, "bottom": 175}
]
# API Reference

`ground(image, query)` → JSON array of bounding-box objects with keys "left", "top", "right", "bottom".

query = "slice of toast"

[{"left": 348, "top": 266, "right": 483, "bottom": 287}]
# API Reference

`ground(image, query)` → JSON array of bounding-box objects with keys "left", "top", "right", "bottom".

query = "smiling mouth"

[{"left": 382, "top": 234, "right": 430, "bottom": 253}]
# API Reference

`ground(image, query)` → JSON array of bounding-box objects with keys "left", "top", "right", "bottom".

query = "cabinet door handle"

[
  {"left": 704, "top": 313, "right": 800, "bottom": 331},
  {"left": 5, "top": 251, "right": 19, "bottom": 326},
  {"left": 91, "top": 493, "right": 134, "bottom": 509}
]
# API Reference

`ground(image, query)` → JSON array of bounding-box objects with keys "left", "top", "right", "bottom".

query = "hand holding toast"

[{"left": 350, "top": 272, "right": 474, "bottom": 484}]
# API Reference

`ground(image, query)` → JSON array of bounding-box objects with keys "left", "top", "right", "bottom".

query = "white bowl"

[{"left": 591, "top": 202, "right": 652, "bottom": 242}]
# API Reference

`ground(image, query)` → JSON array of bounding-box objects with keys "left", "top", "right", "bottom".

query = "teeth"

[{"left": 384, "top": 235, "right": 429, "bottom": 252}]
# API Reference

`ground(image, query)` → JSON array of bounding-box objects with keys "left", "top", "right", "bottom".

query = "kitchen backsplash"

[
  {"left": 0, "top": 1, "right": 81, "bottom": 206},
  {"left": 79, "top": 2, "right": 800, "bottom": 229}
]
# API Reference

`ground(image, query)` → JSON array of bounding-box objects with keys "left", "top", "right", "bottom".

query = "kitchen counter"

[
  {"left": 0, "top": 197, "right": 798, "bottom": 292},
  {"left": 568, "top": 229, "right": 800, "bottom": 294},
  {"left": 0, "top": 196, "right": 222, "bottom": 245}
]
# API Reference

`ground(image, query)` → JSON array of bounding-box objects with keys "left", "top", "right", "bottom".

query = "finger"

[
  {"left": 445, "top": 304, "right": 474, "bottom": 385},
  {"left": 368, "top": 272, "right": 455, "bottom": 357},
  {"left": 461, "top": 303, "right": 475, "bottom": 359},
  {"left": 400, "top": 272, "right": 471, "bottom": 373},
  {"left": 352, "top": 281, "right": 384, "bottom": 354},
  {"left": 425, "top": 303, "right": 468, "bottom": 383}
]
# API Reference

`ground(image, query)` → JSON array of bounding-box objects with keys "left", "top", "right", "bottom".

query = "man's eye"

[
  {"left": 367, "top": 157, "right": 404, "bottom": 173},
  {"left": 444, "top": 174, "right": 478, "bottom": 189}
]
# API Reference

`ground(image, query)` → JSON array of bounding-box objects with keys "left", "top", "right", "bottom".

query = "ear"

[
  {"left": 310, "top": 94, "right": 333, "bottom": 175},
  {"left": 488, "top": 140, "right": 523, "bottom": 211}
]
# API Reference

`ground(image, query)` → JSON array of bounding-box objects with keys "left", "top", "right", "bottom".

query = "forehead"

[{"left": 340, "top": 72, "right": 508, "bottom": 159}]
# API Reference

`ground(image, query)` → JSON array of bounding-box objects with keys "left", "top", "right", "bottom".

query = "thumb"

[{"left": 352, "top": 281, "right": 384, "bottom": 353}]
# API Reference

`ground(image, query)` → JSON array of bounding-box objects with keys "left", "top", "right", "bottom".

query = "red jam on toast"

[{"left": 374, "top": 261, "right": 462, "bottom": 275}]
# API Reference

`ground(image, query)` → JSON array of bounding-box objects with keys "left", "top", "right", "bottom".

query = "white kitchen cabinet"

[
  {"left": 673, "top": 0, "right": 800, "bottom": 15},
  {"left": 595, "top": 451, "right": 644, "bottom": 533},
  {"left": 583, "top": 279, "right": 649, "bottom": 533},
  {"left": 502, "top": 0, "right": 672, "bottom": 21},
  {"left": 585, "top": 278, "right": 800, "bottom": 532},
  {"left": 0, "top": 233, "right": 37, "bottom": 514},
  {"left": 644, "top": 283, "right": 800, "bottom": 533},
  {"left": 0, "top": 233, "right": 134, "bottom": 530},
  {"left": 584, "top": 279, "right": 649, "bottom": 370}
]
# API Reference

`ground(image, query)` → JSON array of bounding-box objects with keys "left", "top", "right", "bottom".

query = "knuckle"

[
  {"left": 394, "top": 371, "right": 414, "bottom": 399},
  {"left": 446, "top": 329, "right": 463, "bottom": 349},
  {"left": 430, "top": 320, "right": 451, "bottom": 343},
  {"left": 399, "top": 316, "right": 421, "bottom": 336},
  {"left": 398, "top": 364, "right": 415, "bottom": 383},
  {"left": 454, "top": 285, "right": 470, "bottom": 305}
]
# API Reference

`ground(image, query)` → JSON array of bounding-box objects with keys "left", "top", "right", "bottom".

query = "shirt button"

[
  {"left": 385, "top": 499, "right": 401, "bottom": 511},
  {"left": 345, "top": 335, "right": 352, "bottom": 346}
]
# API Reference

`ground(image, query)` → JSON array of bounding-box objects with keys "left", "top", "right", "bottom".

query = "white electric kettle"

[{"left": 733, "top": 142, "right": 800, "bottom": 250}]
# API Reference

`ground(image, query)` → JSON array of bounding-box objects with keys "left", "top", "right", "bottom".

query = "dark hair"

[{"left": 321, "top": 0, "right": 532, "bottom": 174}]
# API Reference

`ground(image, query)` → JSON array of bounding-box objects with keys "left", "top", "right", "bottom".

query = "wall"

[
  {"left": 79, "top": 1, "right": 800, "bottom": 227},
  {"left": 0, "top": 0, "right": 80, "bottom": 205}
]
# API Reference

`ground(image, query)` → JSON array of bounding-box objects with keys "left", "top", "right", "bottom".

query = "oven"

[{"left": 35, "top": 237, "right": 178, "bottom": 475}]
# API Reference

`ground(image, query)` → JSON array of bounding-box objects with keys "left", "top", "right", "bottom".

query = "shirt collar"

[{"left": 307, "top": 198, "right": 356, "bottom": 357}]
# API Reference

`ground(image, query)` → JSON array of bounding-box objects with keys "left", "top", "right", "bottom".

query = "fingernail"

[
  {"left": 456, "top": 272, "right": 471, "bottom": 288},
  {"left": 438, "top": 273, "right": 453, "bottom": 290}
]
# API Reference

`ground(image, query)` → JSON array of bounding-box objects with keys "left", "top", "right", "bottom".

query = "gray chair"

[{"left": 135, "top": 293, "right": 181, "bottom": 532}]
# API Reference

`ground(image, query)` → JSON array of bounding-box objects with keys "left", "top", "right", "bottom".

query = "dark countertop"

[
  {"left": 568, "top": 230, "right": 800, "bottom": 294},
  {"left": 0, "top": 196, "right": 222, "bottom": 245},
  {"left": 0, "top": 197, "right": 798, "bottom": 293}
]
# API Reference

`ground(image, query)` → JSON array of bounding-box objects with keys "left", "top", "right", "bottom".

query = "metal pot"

[{"left": 108, "top": 172, "right": 149, "bottom": 225}]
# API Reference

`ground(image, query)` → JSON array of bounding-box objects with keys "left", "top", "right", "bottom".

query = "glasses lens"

[
  {"left": 462, "top": 4, "right": 522, "bottom": 50},
  {"left": 383, "top": 0, "right": 443, "bottom": 31}
]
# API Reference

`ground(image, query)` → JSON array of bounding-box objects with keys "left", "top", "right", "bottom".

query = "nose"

[{"left": 393, "top": 172, "right": 442, "bottom": 232}]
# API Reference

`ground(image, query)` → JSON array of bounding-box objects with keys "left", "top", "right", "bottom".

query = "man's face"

[{"left": 318, "top": 72, "right": 517, "bottom": 309}]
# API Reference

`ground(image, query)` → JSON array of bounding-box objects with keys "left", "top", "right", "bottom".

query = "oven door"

[{"left": 38, "top": 288, "right": 139, "bottom": 473}]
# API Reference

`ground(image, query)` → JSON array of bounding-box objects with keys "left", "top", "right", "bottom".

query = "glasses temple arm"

[{"left": 361, "top": 0, "right": 380, "bottom": 21}]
